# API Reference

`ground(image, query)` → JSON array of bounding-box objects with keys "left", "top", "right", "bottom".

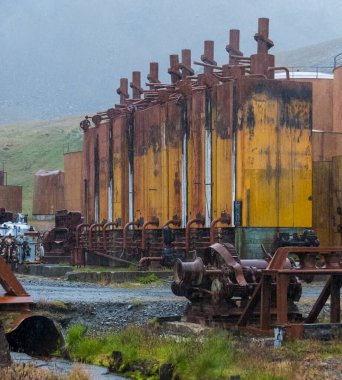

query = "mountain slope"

[{"left": 0, "top": 116, "right": 83, "bottom": 215}]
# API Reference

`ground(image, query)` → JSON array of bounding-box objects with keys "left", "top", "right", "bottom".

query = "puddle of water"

[{"left": 11, "top": 352, "right": 128, "bottom": 380}]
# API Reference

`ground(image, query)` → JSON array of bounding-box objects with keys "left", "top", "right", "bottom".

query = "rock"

[{"left": 159, "top": 363, "right": 174, "bottom": 380}]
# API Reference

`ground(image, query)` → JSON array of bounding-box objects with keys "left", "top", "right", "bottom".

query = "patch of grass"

[
  {"left": 135, "top": 273, "right": 160, "bottom": 284},
  {"left": 66, "top": 325, "right": 239, "bottom": 379},
  {"left": 73, "top": 265, "right": 138, "bottom": 273}
]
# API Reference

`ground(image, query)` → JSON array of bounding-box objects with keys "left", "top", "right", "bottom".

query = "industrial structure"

[{"left": 0, "top": 170, "right": 22, "bottom": 213}]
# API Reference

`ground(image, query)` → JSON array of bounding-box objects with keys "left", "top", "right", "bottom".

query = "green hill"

[{"left": 0, "top": 116, "right": 83, "bottom": 216}]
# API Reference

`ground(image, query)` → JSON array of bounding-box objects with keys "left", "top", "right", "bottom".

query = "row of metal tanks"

[
  {"left": 32, "top": 17, "right": 342, "bottom": 264},
  {"left": 75, "top": 18, "right": 312, "bottom": 264}
]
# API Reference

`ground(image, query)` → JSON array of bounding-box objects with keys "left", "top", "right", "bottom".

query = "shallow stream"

[{"left": 12, "top": 352, "right": 128, "bottom": 380}]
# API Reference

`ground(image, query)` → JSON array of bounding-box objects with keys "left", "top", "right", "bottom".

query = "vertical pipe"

[
  {"left": 169, "top": 54, "right": 181, "bottom": 84},
  {"left": 108, "top": 123, "right": 113, "bottom": 222},
  {"left": 181, "top": 49, "right": 192, "bottom": 78},
  {"left": 203, "top": 41, "right": 214, "bottom": 74},
  {"left": 132, "top": 71, "right": 141, "bottom": 99},
  {"left": 257, "top": 18, "right": 269, "bottom": 54},
  {"left": 148, "top": 62, "right": 159, "bottom": 83},
  {"left": 181, "top": 101, "right": 188, "bottom": 228},
  {"left": 119, "top": 78, "right": 128, "bottom": 105},
  {"left": 205, "top": 90, "right": 212, "bottom": 227},
  {"left": 94, "top": 136, "right": 99, "bottom": 223},
  {"left": 228, "top": 29, "right": 241, "bottom": 64}
]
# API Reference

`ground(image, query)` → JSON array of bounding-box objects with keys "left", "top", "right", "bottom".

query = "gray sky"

[{"left": 1, "top": 0, "right": 342, "bottom": 124}]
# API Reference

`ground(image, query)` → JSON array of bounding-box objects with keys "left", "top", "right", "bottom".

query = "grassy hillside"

[{"left": 0, "top": 116, "right": 83, "bottom": 216}]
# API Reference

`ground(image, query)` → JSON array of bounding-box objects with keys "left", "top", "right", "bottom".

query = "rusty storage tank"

[
  {"left": 32, "top": 170, "right": 64, "bottom": 220},
  {"left": 64, "top": 151, "right": 83, "bottom": 213},
  {"left": 80, "top": 17, "right": 313, "bottom": 260},
  {"left": 0, "top": 170, "right": 22, "bottom": 212}
]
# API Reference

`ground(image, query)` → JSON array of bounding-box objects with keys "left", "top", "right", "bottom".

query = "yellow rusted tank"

[{"left": 235, "top": 79, "right": 312, "bottom": 227}]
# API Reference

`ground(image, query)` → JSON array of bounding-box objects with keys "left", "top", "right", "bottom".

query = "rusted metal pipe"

[
  {"left": 267, "top": 66, "right": 290, "bottom": 80},
  {"left": 102, "top": 221, "right": 120, "bottom": 251},
  {"left": 163, "top": 217, "right": 182, "bottom": 229},
  {"left": 141, "top": 217, "right": 160, "bottom": 251},
  {"left": 75, "top": 223, "right": 89, "bottom": 248},
  {"left": 185, "top": 216, "right": 205, "bottom": 252},
  {"left": 180, "top": 49, "right": 194, "bottom": 78},
  {"left": 201, "top": 40, "right": 216, "bottom": 74},
  {"left": 147, "top": 62, "right": 160, "bottom": 84},
  {"left": 254, "top": 17, "right": 274, "bottom": 54},
  {"left": 116, "top": 78, "right": 129, "bottom": 105},
  {"left": 168, "top": 54, "right": 182, "bottom": 84},
  {"left": 90, "top": 250, "right": 137, "bottom": 267},
  {"left": 193, "top": 61, "right": 222, "bottom": 70},
  {"left": 123, "top": 221, "right": 140, "bottom": 250},
  {"left": 209, "top": 213, "right": 231, "bottom": 244},
  {"left": 226, "top": 29, "right": 243, "bottom": 64},
  {"left": 88, "top": 223, "right": 103, "bottom": 249},
  {"left": 130, "top": 71, "right": 143, "bottom": 99}
]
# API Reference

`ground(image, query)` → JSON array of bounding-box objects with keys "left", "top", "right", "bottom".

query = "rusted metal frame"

[
  {"left": 75, "top": 223, "right": 90, "bottom": 248},
  {"left": 141, "top": 218, "right": 160, "bottom": 252},
  {"left": 305, "top": 277, "right": 332, "bottom": 323},
  {"left": 330, "top": 275, "right": 341, "bottom": 323},
  {"left": 210, "top": 243, "right": 247, "bottom": 286},
  {"left": 185, "top": 217, "right": 205, "bottom": 253},
  {"left": 267, "top": 67, "right": 290, "bottom": 80},
  {"left": 193, "top": 61, "right": 222, "bottom": 70},
  {"left": 276, "top": 273, "right": 289, "bottom": 325},
  {"left": 260, "top": 274, "right": 272, "bottom": 330},
  {"left": 89, "top": 250, "right": 137, "bottom": 267},
  {"left": 102, "top": 222, "right": 119, "bottom": 251},
  {"left": 267, "top": 247, "right": 342, "bottom": 271},
  {"left": 237, "top": 281, "right": 262, "bottom": 326},
  {"left": 209, "top": 213, "right": 231, "bottom": 244},
  {"left": 138, "top": 256, "right": 163, "bottom": 269},
  {"left": 0, "top": 256, "right": 30, "bottom": 297},
  {"left": 88, "top": 223, "right": 103, "bottom": 250}
]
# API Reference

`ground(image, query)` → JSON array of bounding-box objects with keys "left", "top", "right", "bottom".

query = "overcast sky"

[{"left": 1, "top": 0, "right": 342, "bottom": 124}]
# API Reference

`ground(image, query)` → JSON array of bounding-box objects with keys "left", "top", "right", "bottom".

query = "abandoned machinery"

[{"left": 171, "top": 239, "right": 342, "bottom": 339}]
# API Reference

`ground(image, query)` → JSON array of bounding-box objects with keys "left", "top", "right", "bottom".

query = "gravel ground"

[{"left": 17, "top": 275, "right": 188, "bottom": 334}]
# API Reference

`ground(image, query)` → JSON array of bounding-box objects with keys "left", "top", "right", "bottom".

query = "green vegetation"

[
  {"left": 65, "top": 324, "right": 342, "bottom": 380},
  {"left": 135, "top": 273, "right": 160, "bottom": 284},
  {"left": 0, "top": 116, "right": 83, "bottom": 216},
  {"left": 66, "top": 324, "right": 236, "bottom": 380}
]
